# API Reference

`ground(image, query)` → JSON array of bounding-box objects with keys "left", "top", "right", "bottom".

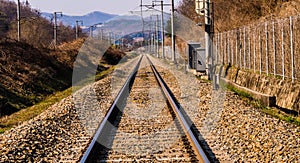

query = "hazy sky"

[{"left": 12, "top": 0, "right": 182, "bottom": 15}]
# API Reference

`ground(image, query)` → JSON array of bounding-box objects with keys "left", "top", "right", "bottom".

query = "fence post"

[
  {"left": 231, "top": 31, "right": 234, "bottom": 64},
  {"left": 221, "top": 33, "right": 224, "bottom": 65},
  {"left": 248, "top": 27, "right": 251, "bottom": 69},
  {"left": 225, "top": 32, "right": 227, "bottom": 65},
  {"left": 236, "top": 30, "right": 238, "bottom": 67},
  {"left": 282, "top": 22, "right": 285, "bottom": 80},
  {"left": 217, "top": 33, "right": 220, "bottom": 64},
  {"left": 265, "top": 22, "right": 269, "bottom": 75},
  {"left": 228, "top": 32, "right": 230, "bottom": 64},
  {"left": 290, "top": 16, "right": 295, "bottom": 83},
  {"left": 244, "top": 27, "right": 246, "bottom": 69},
  {"left": 240, "top": 28, "right": 242, "bottom": 68},
  {"left": 273, "top": 21, "right": 276, "bottom": 76},
  {"left": 254, "top": 29, "right": 256, "bottom": 73},
  {"left": 259, "top": 27, "right": 262, "bottom": 75}
]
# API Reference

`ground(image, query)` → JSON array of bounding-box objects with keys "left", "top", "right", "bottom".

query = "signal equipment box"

[{"left": 187, "top": 42, "right": 206, "bottom": 72}]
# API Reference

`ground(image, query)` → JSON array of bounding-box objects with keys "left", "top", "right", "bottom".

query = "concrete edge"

[{"left": 222, "top": 78, "right": 276, "bottom": 107}]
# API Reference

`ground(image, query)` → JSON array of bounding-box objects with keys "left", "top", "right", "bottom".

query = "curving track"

[{"left": 80, "top": 54, "right": 210, "bottom": 163}]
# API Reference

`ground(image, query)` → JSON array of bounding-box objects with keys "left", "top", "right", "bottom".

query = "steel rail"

[
  {"left": 80, "top": 55, "right": 143, "bottom": 163},
  {"left": 146, "top": 55, "right": 210, "bottom": 163}
]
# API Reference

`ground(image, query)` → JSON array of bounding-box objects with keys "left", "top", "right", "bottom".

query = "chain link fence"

[{"left": 214, "top": 15, "right": 300, "bottom": 83}]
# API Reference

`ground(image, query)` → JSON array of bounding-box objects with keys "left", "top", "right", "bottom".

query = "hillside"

[
  {"left": 213, "top": 0, "right": 300, "bottom": 32},
  {"left": 0, "top": 37, "right": 127, "bottom": 118},
  {"left": 0, "top": 39, "right": 78, "bottom": 116},
  {"left": 178, "top": 0, "right": 300, "bottom": 32}
]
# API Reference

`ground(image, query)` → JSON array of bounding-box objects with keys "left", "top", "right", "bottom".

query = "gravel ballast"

[{"left": 0, "top": 54, "right": 299, "bottom": 162}]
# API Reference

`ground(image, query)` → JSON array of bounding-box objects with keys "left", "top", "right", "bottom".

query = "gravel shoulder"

[
  {"left": 149, "top": 55, "right": 300, "bottom": 162},
  {"left": 0, "top": 77, "right": 113, "bottom": 162}
]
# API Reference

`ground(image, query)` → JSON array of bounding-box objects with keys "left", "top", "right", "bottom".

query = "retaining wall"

[{"left": 223, "top": 66, "right": 300, "bottom": 113}]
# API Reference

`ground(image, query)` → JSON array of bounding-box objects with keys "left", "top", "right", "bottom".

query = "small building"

[{"left": 187, "top": 42, "right": 206, "bottom": 72}]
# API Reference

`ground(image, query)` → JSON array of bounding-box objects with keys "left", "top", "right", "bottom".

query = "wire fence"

[{"left": 214, "top": 15, "right": 300, "bottom": 83}]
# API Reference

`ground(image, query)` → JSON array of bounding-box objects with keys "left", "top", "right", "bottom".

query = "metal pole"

[
  {"left": 141, "top": 0, "right": 144, "bottom": 47},
  {"left": 236, "top": 30, "right": 238, "bottom": 66},
  {"left": 240, "top": 28, "right": 242, "bottom": 68},
  {"left": 244, "top": 27, "right": 246, "bottom": 69},
  {"left": 281, "top": 23, "right": 285, "bottom": 80},
  {"left": 273, "top": 21, "right": 276, "bottom": 75},
  {"left": 53, "top": 12, "right": 62, "bottom": 46},
  {"left": 227, "top": 32, "right": 230, "bottom": 64},
  {"left": 290, "top": 16, "right": 294, "bottom": 83},
  {"left": 205, "top": 0, "right": 211, "bottom": 78},
  {"left": 75, "top": 21, "right": 78, "bottom": 39},
  {"left": 231, "top": 31, "right": 234, "bottom": 65},
  {"left": 101, "top": 29, "right": 104, "bottom": 40},
  {"left": 224, "top": 32, "right": 227, "bottom": 64},
  {"left": 248, "top": 27, "right": 251, "bottom": 69},
  {"left": 265, "top": 23, "right": 269, "bottom": 75},
  {"left": 89, "top": 26, "right": 93, "bottom": 38},
  {"left": 75, "top": 20, "right": 83, "bottom": 40},
  {"left": 109, "top": 32, "right": 112, "bottom": 44},
  {"left": 150, "top": 16, "right": 152, "bottom": 53},
  {"left": 17, "top": 0, "right": 21, "bottom": 41},
  {"left": 161, "top": 1, "right": 165, "bottom": 58},
  {"left": 54, "top": 12, "right": 57, "bottom": 45},
  {"left": 171, "top": 0, "right": 176, "bottom": 63},
  {"left": 217, "top": 33, "right": 219, "bottom": 64},
  {"left": 259, "top": 28, "right": 262, "bottom": 75},
  {"left": 254, "top": 30, "right": 256, "bottom": 72},
  {"left": 156, "top": 15, "right": 159, "bottom": 57},
  {"left": 221, "top": 33, "right": 224, "bottom": 64}
]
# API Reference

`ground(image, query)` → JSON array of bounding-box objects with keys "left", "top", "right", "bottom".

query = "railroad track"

[{"left": 80, "top": 54, "right": 210, "bottom": 163}]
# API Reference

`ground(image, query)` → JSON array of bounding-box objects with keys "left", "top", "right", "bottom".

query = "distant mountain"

[
  {"left": 101, "top": 14, "right": 171, "bottom": 35},
  {"left": 107, "top": 15, "right": 141, "bottom": 21},
  {"left": 41, "top": 11, "right": 117, "bottom": 27}
]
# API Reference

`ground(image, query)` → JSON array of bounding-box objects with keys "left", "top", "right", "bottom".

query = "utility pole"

[
  {"left": 89, "top": 25, "right": 95, "bottom": 38},
  {"left": 205, "top": 0, "right": 212, "bottom": 79},
  {"left": 114, "top": 33, "right": 116, "bottom": 46},
  {"left": 75, "top": 20, "right": 83, "bottom": 39},
  {"left": 141, "top": 0, "right": 144, "bottom": 47},
  {"left": 152, "top": 0, "right": 167, "bottom": 58},
  {"left": 17, "top": 0, "right": 20, "bottom": 41},
  {"left": 195, "top": 0, "right": 213, "bottom": 80},
  {"left": 139, "top": 1, "right": 170, "bottom": 55},
  {"left": 160, "top": 1, "right": 165, "bottom": 58},
  {"left": 156, "top": 15, "right": 159, "bottom": 57},
  {"left": 53, "top": 12, "right": 62, "bottom": 46},
  {"left": 109, "top": 32, "right": 112, "bottom": 45},
  {"left": 100, "top": 29, "right": 104, "bottom": 40},
  {"left": 150, "top": 16, "right": 153, "bottom": 53},
  {"left": 171, "top": 0, "right": 176, "bottom": 63}
]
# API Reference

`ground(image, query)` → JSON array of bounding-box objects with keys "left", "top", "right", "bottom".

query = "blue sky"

[{"left": 12, "top": 0, "right": 181, "bottom": 15}]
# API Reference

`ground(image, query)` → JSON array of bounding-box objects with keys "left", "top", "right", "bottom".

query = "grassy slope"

[
  {"left": 0, "top": 66, "right": 115, "bottom": 134},
  {"left": 0, "top": 40, "right": 74, "bottom": 116},
  {"left": 0, "top": 38, "right": 126, "bottom": 133}
]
